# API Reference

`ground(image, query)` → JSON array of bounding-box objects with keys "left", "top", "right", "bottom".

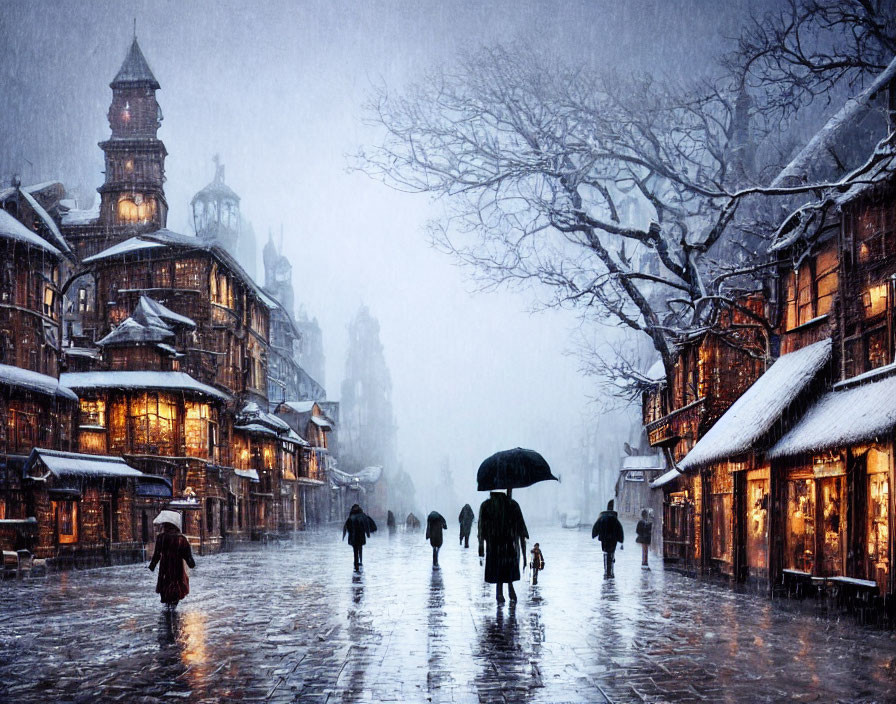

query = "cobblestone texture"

[{"left": 1, "top": 524, "right": 896, "bottom": 703}]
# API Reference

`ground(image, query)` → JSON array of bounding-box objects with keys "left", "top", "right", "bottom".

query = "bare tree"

[
  {"left": 729, "top": 0, "right": 896, "bottom": 119},
  {"left": 357, "top": 47, "right": 779, "bottom": 392}
]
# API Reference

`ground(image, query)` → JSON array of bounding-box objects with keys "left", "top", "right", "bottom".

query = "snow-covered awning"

[
  {"left": 0, "top": 363, "right": 77, "bottom": 401},
  {"left": 60, "top": 371, "right": 230, "bottom": 402},
  {"left": 329, "top": 466, "right": 382, "bottom": 487},
  {"left": 82, "top": 236, "right": 166, "bottom": 263},
  {"left": 234, "top": 469, "right": 260, "bottom": 482},
  {"left": 136, "top": 475, "right": 173, "bottom": 498},
  {"left": 26, "top": 448, "right": 144, "bottom": 479},
  {"left": 650, "top": 468, "right": 683, "bottom": 489},
  {"left": 769, "top": 369, "right": 896, "bottom": 459},
  {"left": 622, "top": 453, "right": 666, "bottom": 471},
  {"left": 281, "top": 401, "right": 316, "bottom": 413},
  {"left": 678, "top": 339, "right": 832, "bottom": 471}
]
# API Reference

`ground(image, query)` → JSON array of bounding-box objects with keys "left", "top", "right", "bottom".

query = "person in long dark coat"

[
  {"left": 386, "top": 510, "right": 396, "bottom": 532},
  {"left": 343, "top": 504, "right": 372, "bottom": 571},
  {"left": 478, "top": 491, "right": 529, "bottom": 603},
  {"left": 592, "top": 500, "right": 624, "bottom": 578},
  {"left": 458, "top": 503, "right": 475, "bottom": 548},
  {"left": 406, "top": 513, "right": 421, "bottom": 530},
  {"left": 426, "top": 511, "right": 448, "bottom": 567},
  {"left": 636, "top": 509, "right": 653, "bottom": 570},
  {"left": 148, "top": 522, "right": 195, "bottom": 608}
]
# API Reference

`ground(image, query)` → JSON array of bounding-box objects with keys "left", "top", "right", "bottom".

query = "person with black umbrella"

[
  {"left": 425, "top": 510, "right": 448, "bottom": 567},
  {"left": 476, "top": 447, "right": 556, "bottom": 603}
]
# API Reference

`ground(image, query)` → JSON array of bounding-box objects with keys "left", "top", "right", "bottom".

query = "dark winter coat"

[
  {"left": 458, "top": 504, "right": 475, "bottom": 537},
  {"left": 426, "top": 511, "right": 448, "bottom": 548},
  {"left": 343, "top": 506, "right": 372, "bottom": 547},
  {"left": 387, "top": 510, "right": 396, "bottom": 529},
  {"left": 478, "top": 492, "right": 529, "bottom": 584},
  {"left": 406, "top": 513, "right": 421, "bottom": 530},
  {"left": 148, "top": 529, "right": 195, "bottom": 605},
  {"left": 592, "top": 510, "right": 624, "bottom": 552},
  {"left": 636, "top": 519, "right": 653, "bottom": 545}
]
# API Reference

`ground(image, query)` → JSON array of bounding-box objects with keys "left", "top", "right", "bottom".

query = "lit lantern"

[{"left": 122, "top": 100, "right": 131, "bottom": 123}]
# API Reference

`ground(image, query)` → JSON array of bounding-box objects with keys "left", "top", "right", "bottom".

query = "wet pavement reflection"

[{"left": 1, "top": 524, "right": 895, "bottom": 702}]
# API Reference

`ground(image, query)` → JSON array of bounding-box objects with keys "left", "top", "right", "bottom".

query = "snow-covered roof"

[
  {"left": 311, "top": 415, "right": 332, "bottom": 429},
  {"left": 82, "top": 236, "right": 166, "bottom": 262},
  {"left": 769, "top": 370, "right": 896, "bottom": 459},
  {"left": 136, "top": 296, "right": 196, "bottom": 329},
  {"left": 27, "top": 448, "right": 143, "bottom": 479},
  {"left": 60, "top": 202, "right": 100, "bottom": 226},
  {"left": 112, "top": 37, "right": 160, "bottom": 89},
  {"left": 771, "top": 55, "right": 896, "bottom": 188},
  {"left": 284, "top": 429, "right": 310, "bottom": 446},
  {"left": 678, "top": 339, "right": 832, "bottom": 471},
  {"left": 281, "top": 401, "right": 316, "bottom": 413},
  {"left": 82, "top": 229, "right": 269, "bottom": 305},
  {"left": 330, "top": 466, "right": 382, "bottom": 486},
  {"left": 234, "top": 468, "right": 259, "bottom": 482},
  {"left": 835, "top": 141, "right": 896, "bottom": 206},
  {"left": 60, "top": 371, "right": 230, "bottom": 402},
  {"left": 0, "top": 209, "right": 61, "bottom": 256},
  {"left": 650, "top": 468, "right": 682, "bottom": 489},
  {"left": 97, "top": 316, "right": 173, "bottom": 346},
  {"left": 18, "top": 188, "right": 72, "bottom": 255},
  {"left": 622, "top": 453, "right": 666, "bottom": 471},
  {"left": 0, "top": 363, "right": 77, "bottom": 401}
]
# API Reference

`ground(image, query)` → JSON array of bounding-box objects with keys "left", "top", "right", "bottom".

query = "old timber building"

[{"left": 0, "top": 37, "right": 342, "bottom": 570}]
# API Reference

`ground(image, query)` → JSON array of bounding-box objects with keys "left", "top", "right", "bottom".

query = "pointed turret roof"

[{"left": 111, "top": 37, "right": 160, "bottom": 89}]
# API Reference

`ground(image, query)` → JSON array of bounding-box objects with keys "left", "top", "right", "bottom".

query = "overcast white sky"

[{"left": 0, "top": 0, "right": 760, "bottom": 516}]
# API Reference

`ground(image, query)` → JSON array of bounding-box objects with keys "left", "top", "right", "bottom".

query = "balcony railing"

[{"left": 646, "top": 397, "right": 705, "bottom": 446}]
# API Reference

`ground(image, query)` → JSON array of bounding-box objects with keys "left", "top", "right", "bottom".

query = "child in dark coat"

[
  {"left": 529, "top": 543, "right": 545, "bottom": 584},
  {"left": 636, "top": 509, "right": 653, "bottom": 570}
]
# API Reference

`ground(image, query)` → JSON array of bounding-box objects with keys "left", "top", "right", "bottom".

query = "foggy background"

[{"left": 0, "top": 0, "right": 765, "bottom": 522}]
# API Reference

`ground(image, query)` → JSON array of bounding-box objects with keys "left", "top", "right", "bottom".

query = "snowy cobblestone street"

[{"left": 2, "top": 524, "right": 896, "bottom": 703}]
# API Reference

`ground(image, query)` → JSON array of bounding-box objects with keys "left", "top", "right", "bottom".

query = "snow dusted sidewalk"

[{"left": 1, "top": 525, "right": 895, "bottom": 703}]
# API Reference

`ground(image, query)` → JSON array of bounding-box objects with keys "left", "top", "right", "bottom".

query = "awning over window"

[
  {"left": 769, "top": 371, "right": 896, "bottom": 459},
  {"left": 650, "top": 468, "right": 683, "bottom": 489},
  {"left": 136, "top": 475, "right": 173, "bottom": 498},
  {"left": 678, "top": 339, "right": 831, "bottom": 471},
  {"left": 234, "top": 469, "right": 260, "bottom": 482},
  {"left": 26, "top": 448, "right": 144, "bottom": 479}
]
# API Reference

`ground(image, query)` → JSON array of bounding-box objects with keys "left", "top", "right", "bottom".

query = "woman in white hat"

[{"left": 148, "top": 511, "right": 195, "bottom": 608}]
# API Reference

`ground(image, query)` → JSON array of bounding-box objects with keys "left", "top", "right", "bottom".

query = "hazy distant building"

[
  {"left": 296, "top": 308, "right": 326, "bottom": 389},
  {"left": 191, "top": 156, "right": 257, "bottom": 279},
  {"left": 262, "top": 232, "right": 325, "bottom": 404}
]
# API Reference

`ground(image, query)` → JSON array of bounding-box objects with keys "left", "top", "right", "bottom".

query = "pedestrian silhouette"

[
  {"left": 148, "top": 520, "right": 195, "bottom": 609},
  {"left": 343, "top": 504, "right": 373, "bottom": 571},
  {"left": 458, "top": 503, "right": 475, "bottom": 548},
  {"left": 406, "top": 512, "right": 421, "bottom": 530},
  {"left": 387, "top": 510, "right": 396, "bottom": 532},
  {"left": 529, "top": 542, "right": 545, "bottom": 584},
  {"left": 426, "top": 511, "right": 448, "bottom": 567},
  {"left": 636, "top": 509, "right": 653, "bottom": 570},
  {"left": 478, "top": 490, "right": 529, "bottom": 603},
  {"left": 592, "top": 500, "right": 624, "bottom": 578}
]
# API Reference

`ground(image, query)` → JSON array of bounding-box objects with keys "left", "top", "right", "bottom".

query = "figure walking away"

[
  {"left": 529, "top": 542, "right": 545, "bottom": 585},
  {"left": 592, "top": 500, "right": 624, "bottom": 578},
  {"left": 458, "top": 503, "right": 475, "bottom": 548},
  {"left": 478, "top": 490, "right": 528, "bottom": 603},
  {"left": 148, "top": 518, "right": 195, "bottom": 609},
  {"left": 343, "top": 503, "right": 373, "bottom": 571},
  {"left": 387, "top": 510, "right": 396, "bottom": 532},
  {"left": 426, "top": 511, "right": 448, "bottom": 567},
  {"left": 636, "top": 509, "right": 653, "bottom": 570}
]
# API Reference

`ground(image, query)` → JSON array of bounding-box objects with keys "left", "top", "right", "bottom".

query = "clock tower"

[{"left": 96, "top": 36, "right": 168, "bottom": 233}]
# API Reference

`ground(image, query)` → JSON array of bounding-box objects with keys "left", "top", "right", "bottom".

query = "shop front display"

[{"left": 745, "top": 468, "right": 769, "bottom": 579}]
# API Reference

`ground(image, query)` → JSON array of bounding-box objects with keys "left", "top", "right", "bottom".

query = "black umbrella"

[{"left": 477, "top": 447, "right": 558, "bottom": 491}]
